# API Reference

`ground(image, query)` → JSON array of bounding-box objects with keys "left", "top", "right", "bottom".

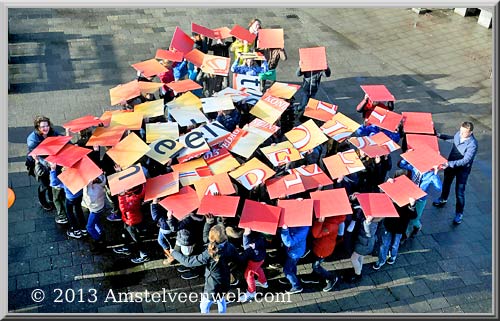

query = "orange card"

[
  {"left": 366, "top": 106, "right": 403, "bottom": 132},
  {"left": 193, "top": 172, "right": 237, "bottom": 200},
  {"left": 299, "top": 47, "right": 327, "bottom": 72},
  {"left": 361, "top": 85, "right": 395, "bottom": 102},
  {"left": 201, "top": 96, "right": 235, "bottom": 113},
  {"left": 406, "top": 133, "right": 439, "bottom": 153},
  {"left": 229, "top": 24, "right": 256, "bottom": 43},
  {"left": 213, "top": 26, "right": 232, "bottom": 40},
  {"left": 131, "top": 58, "right": 167, "bottom": 77},
  {"left": 310, "top": 188, "right": 352, "bottom": 218},
  {"left": 177, "top": 131, "right": 211, "bottom": 163},
  {"left": 323, "top": 149, "right": 366, "bottom": 180},
  {"left": 86, "top": 126, "right": 126, "bottom": 147},
  {"left": 289, "top": 164, "right": 333, "bottom": 191},
  {"left": 106, "top": 132, "right": 151, "bottom": 169},
  {"left": 304, "top": 98, "right": 338, "bottom": 122},
  {"left": 28, "top": 136, "right": 72, "bottom": 157},
  {"left": 197, "top": 121, "right": 231, "bottom": 146},
  {"left": 203, "top": 147, "right": 241, "bottom": 175},
  {"left": 137, "top": 81, "right": 163, "bottom": 95},
  {"left": 172, "top": 157, "right": 209, "bottom": 186},
  {"left": 229, "top": 158, "right": 276, "bottom": 190},
  {"left": 134, "top": 99, "right": 165, "bottom": 118},
  {"left": 370, "top": 132, "right": 401, "bottom": 152},
  {"left": 355, "top": 193, "right": 399, "bottom": 218},
  {"left": 285, "top": 119, "right": 328, "bottom": 152},
  {"left": 57, "top": 156, "right": 103, "bottom": 195},
  {"left": 348, "top": 136, "right": 391, "bottom": 158},
  {"left": 400, "top": 144, "right": 447, "bottom": 173},
  {"left": 238, "top": 199, "right": 281, "bottom": 235},
  {"left": 107, "top": 164, "right": 146, "bottom": 196},
  {"left": 63, "top": 115, "right": 102, "bottom": 133},
  {"left": 100, "top": 110, "right": 125, "bottom": 127},
  {"left": 243, "top": 118, "right": 280, "bottom": 140},
  {"left": 146, "top": 122, "right": 179, "bottom": 143},
  {"left": 251, "top": 95, "right": 290, "bottom": 124},
  {"left": 155, "top": 49, "right": 183, "bottom": 62},
  {"left": 170, "top": 26, "right": 195, "bottom": 55},
  {"left": 166, "top": 79, "right": 203, "bottom": 94},
  {"left": 144, "top": 172, "right": 180, "bottom": 201},
  {"left": 260, "top": 141, "right": 302, "bottom": 167},
  {"left": 379, "top": 175, "right": 427, "bottom": 207},
  {"left": 184, "top": 48, "right": 206, "bottom": 68},
  {"left": 192, "top": 22, "right": 216, "bottom": 39},
  {"left": 257, "top": 29, "right": 284, "bottom": 49},
  {"left": 109, "top": 80, "right": 140, "bottom": 106},
  {"left": 147, "top": 137, "right": 185, "bottom": 165},
  {"left": 221, "top": 127, "right": 267, "bottom": 159},
  {"left": 110, "top": 111, "right": 144, "bottom": 130},
  {"left": 278, "top": 199, "right": 314, "bottom": 227},
  {"left": 201, "top": 54, "right": 231, "bottom": 76},
  {"left": 402, "top": 112, "right": 434, "bottom": 134},
  {"left": 265, "top": 172, "right": 306, "bottom": 199},
  {"left": 265, "top": 82, "right": 300, "bottom": 100},
  {"left": 197, "top": 195, "right": 240, "bottom": 217},
  {"left": 166, "top": 91, "right": 202, "bottom": 110},
  {"left": 320, "top": 112, "right": 361, "bottom": 142},
  {"left": 45, "top": 144, "right": 92, "bottom": 168},
  {"left": 159, "top": 186, "right": 200, "bottom": 220}
]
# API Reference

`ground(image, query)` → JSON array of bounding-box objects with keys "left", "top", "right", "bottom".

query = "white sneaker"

[
  {"left": 239, "top": 291, "right": 256, "bottom": 303},
  {"left": 255, "top": 280, "right": 269, "bottom": 288}
]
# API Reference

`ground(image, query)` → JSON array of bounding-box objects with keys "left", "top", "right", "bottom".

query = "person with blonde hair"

[{"left": 171, "top": 222, "right": 243, "bottom": 313}]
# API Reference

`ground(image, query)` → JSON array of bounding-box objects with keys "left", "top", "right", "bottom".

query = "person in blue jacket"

[
  {"left": 231, "top": 56, "right": 268, "bottom": 76},
  {"left": 280, "top": 224, "right": 310, "bottom": 294}
]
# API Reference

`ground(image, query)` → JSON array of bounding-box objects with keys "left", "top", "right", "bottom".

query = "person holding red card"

[{"left": 432, "top": 121, "right": 478, "bottom": 225}]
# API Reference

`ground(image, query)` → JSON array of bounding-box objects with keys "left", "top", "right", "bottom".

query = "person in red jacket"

[
  {"left": 112, "top": 184, "right": 149, "bottom": 264},
  {"left": 300, "top": 215, "right": 345, "bottom": 292}
]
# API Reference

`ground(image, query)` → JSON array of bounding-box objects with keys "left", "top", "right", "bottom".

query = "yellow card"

[
  {"left": 110, "top": 111, "right": 144, "bottom": 130},
  {"left": 250, "top": 95, "right": 290, "bottom": 125},
  {"left": 265, "top": 82, "right": 300, "bottom": 99},
  {"left": 320, "top": 112, "right": 361, "bottom": 142},
  {"left": 134, "top": 99, "right": 165, "bottom": 118},
  {"left": 146, "top": 122, "right": 179, "bottom": 143},
  {"left": 260, "top": 141, "right": 302, "bottom": 167},
  {"left": 166, "top": 91, "right": 202, "bottom": 110},
  {"left": 285, "top": 119, "right": 328, "bottom": 152},
  {"left": 204, "top": 147, "right": 241, "bottom": 175},
  {"left": 106, "top": 132, "right": 151, "bottom": 169},
  {"left": 229, "top": 158, "right": 276, "bottom": 190}
]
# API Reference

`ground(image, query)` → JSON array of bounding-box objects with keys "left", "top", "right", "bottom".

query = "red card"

[
  {"left": 355, "top": 193, "right": 399, "bottom": 218},
  {"left": 310, "top": 188, "right": 352, "bottom": 218},
  {"left": 193, "top": 172, "right": 237, "bottom": 200},
  {"left": 322, "top": 149, "right": 366, "bottom": 180},
  {"left": 400, "top": 144, "right": 447, "bottom": 173},
  {"left": 28, "top": 136, "right": 72, "bottom": 157},
  {"left": 213, "top": 27, "right": 232, "bottom": 40},
  {"left": 86, "top": 126, "right": 126, "bottom": 147},
  {"left": 192, "top": 22, "right": 216, "bottom": 39},
  {"left": 379, "top": 175, "right": 427, "bottom": 207},
  {"left": 57, "top": 156, "right": 103, "bottom": 195},
  {"left": 170, "top": 26, "right": 195, "bottom": 55},
  {"left": 360, "top": 85, "right": 395, "bottom": 102},
  {"left": 366, "top": 106, "right": 403, "bottom": 132},
  {"left": 358, "top": 144, "right": 390, "bottom": 158},
  {"left": 166, "top": 79, "right": 203, "bottom": 94},
  {"left": 229, "top": 24, "right": 256, "bottom": 43},
  {"left": 277, "top": 199, "right": 314, "bottom": 227},
  {"left": 406, "top": 134, "right": 439, "bottom": 153},
  {"left": 197, "top": 195, "right": 240, "bottom": 217},
  {"left": 184, "top": 48, "right": 206, "bottom": 68},
  {"left": 159, "top": 186, "right": 200, "bottom": 220},
  {"left": 289, "top": 164, "right": 333, "bottom": 191},
  {"left": 299, "top": 47, "right": 327, "bottom": 72},
  {"left": 63, "top": 115, "right": 102, "bottom": 133},
  {"left": 109, "top": 80, "right": 141, "bottom": 106},
  {"left": 257, "top": 29, "right": 284, "bottom": 49},
  {"left": 265, "top": 173, "right": 306, "bottom": 199},
  {"left": 238, "top": 199, "right": 281, "bottom": 235},
  {"left": 402, "top": 112, "right": 434, "bottom": 134},
  {"left": 155, "top": 49, "right": 184, "bottom": 62},
  {"left": 45, "top": 144, "right": 92, "bottom": 168},
  {"left": 144, "top": 172, "right": 180, "bottom": 202},
  {"left": 107, "top": 164, "right": 146, "bottom": 196},
  {"left": 131, "top": 58, "right": 167, "bottom": 77}
]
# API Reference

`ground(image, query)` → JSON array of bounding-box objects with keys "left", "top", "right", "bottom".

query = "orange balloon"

[{"left": 8, "top": 188, "right": 16, "bottom": 209}]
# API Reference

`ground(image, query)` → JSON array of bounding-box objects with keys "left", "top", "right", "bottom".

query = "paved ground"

[{"left": 7, "top": 8, "right": 493, "bottom": 314}]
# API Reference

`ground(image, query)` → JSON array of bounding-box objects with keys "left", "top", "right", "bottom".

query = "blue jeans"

[
  {"left": 296, "top": 88, "right": 317, "bottom": 117},
  {"left": 440, "top": 166, "right": 470, "bottom": 214},
  {"left": 200, "top": 295, "right": 226, "bottom": 313},
  {"left": 378, "top": 230, "right": 403, "bottom": 264},
  {"left": 283, "top": 256, "right": 301, "bottom": 289},
  {"left": 157, "top": 228, "right": 173, "bottom": 250},
  {"left": 65, "top": 196, "right": 85, "bottom": 230},
  {"left": 312, "top": 257, "right": 336, "bottom": 281},
  {"left": 86, "top": 208, "right": 104, "bottom": 240},
  {"left": 406, "top": 199, "right": 427, "bottom": 236}
]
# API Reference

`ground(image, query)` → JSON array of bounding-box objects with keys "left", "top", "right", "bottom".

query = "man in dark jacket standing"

[
  {"left": 433, "top": 121, "right": 478, "bottom": 225},
  {"left": 295, "top": 63, "right": 331, "bottom": 122}
]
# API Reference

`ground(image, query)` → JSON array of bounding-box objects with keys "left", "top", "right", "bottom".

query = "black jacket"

[{"left": 383, "top": 203, "right": 417, "bottom": 235}]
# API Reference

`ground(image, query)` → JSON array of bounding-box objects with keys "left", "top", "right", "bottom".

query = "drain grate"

[{"left": 286, "top": 14, "right": 299, "bottom": 19}]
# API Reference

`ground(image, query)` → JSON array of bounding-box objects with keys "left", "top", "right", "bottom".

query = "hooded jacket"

[
  {"left": 118, "top": 185, "right": 145, "bottom": 226},
  {"left": 280, "top": 226, "right": 310, "bottom": 259},
  {"left": 82, "top": 174, "right": 107, "bottom": 212},
  {"left": 311, "top": 215, "right": 346, "bottom": 258}
]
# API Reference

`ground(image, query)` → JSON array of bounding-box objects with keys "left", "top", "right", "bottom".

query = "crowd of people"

[{"left": 24, "top": 17, "right": 478, "bottom": 314}]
